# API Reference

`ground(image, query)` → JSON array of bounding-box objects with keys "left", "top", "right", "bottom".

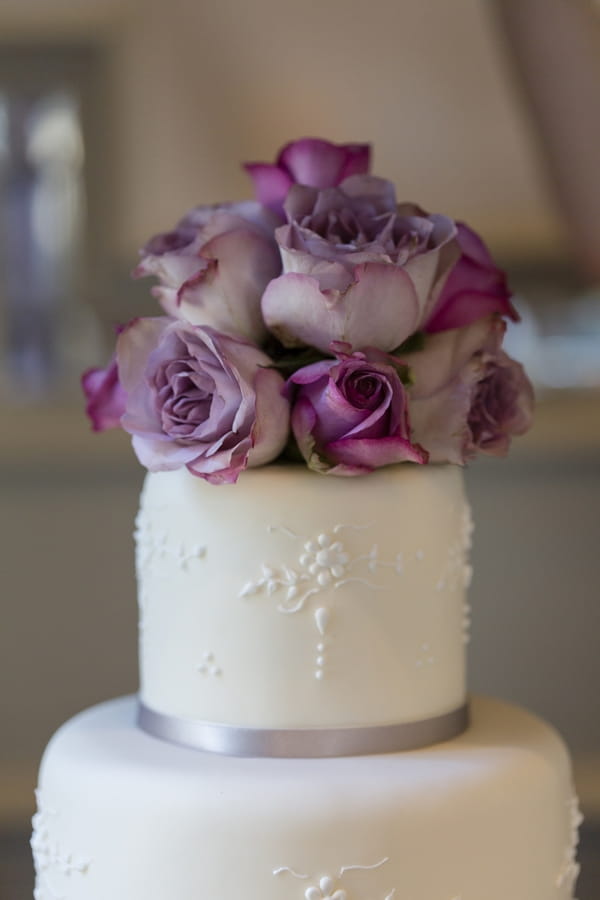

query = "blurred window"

[
  {"left": 0, "top": 45, "right": 103, "bottom": 405},
  {"left": 0, "top": 89, "right": 84, "bottom": 398}
]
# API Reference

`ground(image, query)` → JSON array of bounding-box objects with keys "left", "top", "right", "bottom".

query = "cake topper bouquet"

[{"left": 83, "top": 138, "right": 533, "bottom": 483}]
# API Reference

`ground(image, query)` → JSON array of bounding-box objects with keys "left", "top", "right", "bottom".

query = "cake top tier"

[{"left": 136, "top": 463, "right": 471, "bottom": 740}]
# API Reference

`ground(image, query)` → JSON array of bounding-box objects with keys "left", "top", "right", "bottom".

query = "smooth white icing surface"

[
  {"left": 136, "top": 464, "right": 471, "bottom": 728},
  {"left": 33, "top": 695, "right": 579, "bottom": 900}
]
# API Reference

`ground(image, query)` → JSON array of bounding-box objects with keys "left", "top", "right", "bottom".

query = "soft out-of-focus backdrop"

[{"left": 1, "top": 0, "right": 599, "bottom": 846}]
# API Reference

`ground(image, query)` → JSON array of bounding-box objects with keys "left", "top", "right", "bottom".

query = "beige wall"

[
  {"left": 107, "top": 0, "right": 565, "bottom": 259},
  {"left": 0, "top": 0, "right": 568, "bottom": 259}
]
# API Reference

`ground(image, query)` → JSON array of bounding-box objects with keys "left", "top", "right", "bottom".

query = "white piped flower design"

[
  {"left": 273, "top": 858, "right": 396, "bottom": 900},
  {"left": 240, "top": 523, "right": 402, "bottom": 613},
  {"left": 305, "top": 875, "right": 347, "bottom": 900},
  {"left": 301, "top": 535, "right": 351, "bottom": 587}
]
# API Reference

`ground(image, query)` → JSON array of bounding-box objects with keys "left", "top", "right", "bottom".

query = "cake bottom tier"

[{"left": 32, "top": 695, "right": 580, "bottom": 900}]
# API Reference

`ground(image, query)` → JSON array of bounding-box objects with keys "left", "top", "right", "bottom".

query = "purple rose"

[
  {"left": 465, "top": 350, "right": 534, "bottom": 458},
  {"left": 287, "top": 346, "right": 427, "bottom": 476},
  {"left": 116, "top": 317, "right": 290, "bottom": 484},
  {"left": 262, "top": 176, "right": 459, "bottom": 353},
  {"left": 406, "top": 316, "right": 534, "bottom": 463},
  {"left": 82, "top": 356, "right": 126, "bottom": 432},
  {"left": 244, "top": 137, "right": 371, "bottom": 214},
  {"left": 133, "top": 202, "right": 281, "bottom": 344},
  {"left": 424, "top": 223, "right": 519, "bottom": 333}
]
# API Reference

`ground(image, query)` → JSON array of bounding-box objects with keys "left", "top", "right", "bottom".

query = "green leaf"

[
  {"left": 394, "top": 331, "right": 426, "bottom": 355},
  {"left": 263, "top": 345, "right": 332, "bottom": 378}
]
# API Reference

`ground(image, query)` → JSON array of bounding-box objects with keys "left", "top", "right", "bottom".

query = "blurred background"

[{"left": 1, "top": 0, "right": 599, "bottom": 896}]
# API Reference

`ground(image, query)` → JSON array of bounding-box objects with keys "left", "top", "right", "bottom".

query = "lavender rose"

[
  {"left": 262, "top": 176, "right": 459, "bottom": 353},
  {"left": 133, "top": 202, "right": 281, "bottom": 344},
  {"left": 424, "top": 223, "right": 518, "bottom": 333},
  {"left": 287, "top": 346, "right": 427, "bottom": 475},
  {"left": 82, "top": 356, "right": 126, "bottom": 432},
  {"left": 116, "top": 317, "right": 289, "bottom": 484},
  {"left": 244, "top": 137, "right": 370, "bottom": 215},
  {"left": 464, "top": 350, "right": 534, "bottom": 457},
  {"left": 406, "top": 316, "right": 534, "bottom": 463}
]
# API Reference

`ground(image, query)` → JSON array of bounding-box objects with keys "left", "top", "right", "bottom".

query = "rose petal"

[
  {"left": 242, "top": 164, "right": 294, "bottom": 211},
  {"left": 131, "top": 433, "right": 202, "bottom": 471},
  {"left": 409, "top": 365, "right": 480, "bottom": 464},
  {"left": 81, "top": 359, "right": 126, "bottom": 432},
  {"left": 173, "top": 228, "right": 280, "bottom": 342},
  {"left": 424, "top": 222, "right": 519, "bottom": 333},
  {"left": 247, "top": 366, "right": 290, "bottom": 467},
  {"left": 279, "top": 138, "right": 369, "bottom": 189},
  {"left": 244, "top": 139, "right": 371, "bottom": 213},
  {"left": 405, "top": 315, "right": 505, "bottom": 399},
  {"left": 325, "top": 435, "right": 428, "bottom": 470},
  {"left": 134, "top": 202, "right": 280, "bottom": 343},
  {"left": 262, "top": 264, "right": 420, "bottom": 353},
  {"left": 290, "top": 395, "right": 320, "bottom": 464}
]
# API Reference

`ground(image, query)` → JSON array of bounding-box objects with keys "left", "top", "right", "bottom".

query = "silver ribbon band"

[{"left": 137, "top": 700, "right": 469, "bottom": 758}]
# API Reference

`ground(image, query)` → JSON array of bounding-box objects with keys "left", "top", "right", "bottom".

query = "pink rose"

[
  {"left": 424, "top": 223, "right": 519, "bottom": 333},
  {"left": 262, "top": 176, "right": 459, "bottom": 353},
  {"left": 133, "top": 202, "right": 281, "bottom": 344},
  {"left": 244, "top": 137, "right": 371, "bottom": 214},
  {"left": 287, "top": 346, "right": 427, "bottom": 475},
  {"left": 406, "top": 316, "right": 534, "bottom": 463},
  {"left": 116, "top": 318, "right": 289, "bottom": 484},
  {"left": 82, "top": 356, "right": 126, "bottom": 432}
]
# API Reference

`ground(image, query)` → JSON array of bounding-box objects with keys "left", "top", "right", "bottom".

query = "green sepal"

[{"left": 394, "top": 331, "right": 426, "bottom": 355}]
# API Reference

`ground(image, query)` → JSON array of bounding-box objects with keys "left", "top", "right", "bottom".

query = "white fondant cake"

[
  {"left": 136, "top": 464, "right": 471, "bottom": 730},
  {"left": 33, "top": 465, "right": 581, "bottom": 899},
  {"left": 34, "top": 695, "right": 579, "bottom": 900},
  {"left": 50, "top": 133, "right": 564, "bottom": 897}
]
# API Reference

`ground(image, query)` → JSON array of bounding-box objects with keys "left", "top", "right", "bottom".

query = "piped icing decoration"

[
  {"left": 237, "top": 514, "right": 468, "bottom": 682},
  {"left": 314, "top": 607, "right": 330, "bottom": 680},
  {"left": 134, "top": 508, "right": 206, "bottom": 574},
  {"left": 31, "top": 789, "right": 91, "bottom": 900},
  {"left": 240, "top": 523, "right": 404, "bottom": 614},
  {"left": 240, "top": 521, "right": 408, "bottom": 683},
  {"left": 135, "top": 504, "right": 207, "bottom": 643},
  {"left": 305, "top": 875, "right": 347, "bottom": 900},
  {"left": 196, "top": 651, "right": 222, "bottom": 678},
  {"left": 274, "top": 858, "right": 395, "bottom": 900},
  {"left": 273, "top": 868, "right": 310, "bottom": 879},
  {"left": 435, "top": 504, "right": 473, "bottom": 594},
  {"left": 555, "top": 793, "right": 583, "bottom": 892},
  {"left": 416, "top": 641, "right": 435, "bottom": 668},
  {"left": 462, "top": 599, "right": 472, "bottom": 646}
]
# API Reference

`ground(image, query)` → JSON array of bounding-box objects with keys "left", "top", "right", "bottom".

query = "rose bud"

[{"left": 244, "top": 137, "right": 371, "bottom": 214}]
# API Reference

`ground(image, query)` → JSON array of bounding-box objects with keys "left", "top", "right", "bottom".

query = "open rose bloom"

[{"left": 83, "top": 137, "right": 533, "bottom": 479}]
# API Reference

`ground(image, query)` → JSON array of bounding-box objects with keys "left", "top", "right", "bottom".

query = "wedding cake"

[{"left": 33, "top": 139, "right": 581, "bottom": 900}]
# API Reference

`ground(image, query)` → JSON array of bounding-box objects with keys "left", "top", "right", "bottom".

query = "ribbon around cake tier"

[{"left": 137, "top": 700, "right": 470, "bottom": 757}]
